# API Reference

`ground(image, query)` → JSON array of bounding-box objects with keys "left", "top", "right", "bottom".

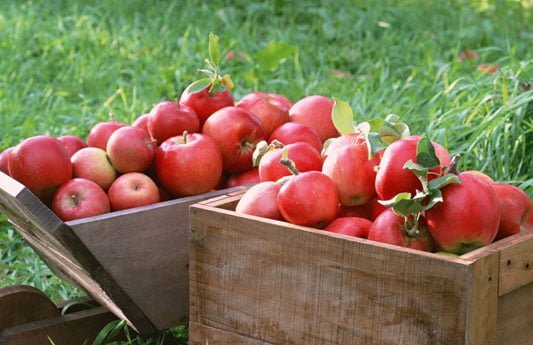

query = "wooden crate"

[
  {"left": 0, "top": 171, "right": 243, "bottom": 335},
  {"left": 189, "top": 190, "right": 533, "bottom": 345}
]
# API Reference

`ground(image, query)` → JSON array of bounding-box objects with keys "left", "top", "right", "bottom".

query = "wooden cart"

[{"left": 0, "top": 171, "right": 242, "bottom": 336}]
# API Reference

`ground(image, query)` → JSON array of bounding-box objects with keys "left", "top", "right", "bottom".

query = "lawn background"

[{"left": 0, "top": 0, "right": 531, "bottom": 343}]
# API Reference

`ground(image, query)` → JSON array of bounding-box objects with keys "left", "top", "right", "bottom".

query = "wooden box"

[
  {"left": 189, "top": 190, "right": 533, "bottom": 345},
  {"left": 0, "top": 172, "right": 241, "bottom": 335}
]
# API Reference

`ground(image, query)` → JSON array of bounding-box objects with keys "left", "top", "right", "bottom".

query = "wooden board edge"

[
  {"left": 0, "top": 306, "right": 117, "bottom": 345},
  {"left": 465, "top": 251, "right": 499, "bottom": 345}
]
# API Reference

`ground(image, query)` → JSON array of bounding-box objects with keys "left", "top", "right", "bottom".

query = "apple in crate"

[
  {"left": 52, "top": 178, "right": 111, "bottom": 221},
  {"left": 226, "top": 167, "right": 260, "bottom": 188},
  {"left": 0, "top": 147, "right": 13, "bottom": 175},
  {"left": 202, "top": 106, "right": 265, "bottom": 173},
  {"left": 258, "top": 142, "right": 322, "bottom": 182},
  {"left": 289, "top": 95, "right": 338, "bottom": 142},
  {"left": 147, "top": 101, "right": 200, "bottom": 144},
  {"left": 155, "top": 133, "right": 223, "bottom": 196},
  {"left": 236, "top": 92, "right": 290, "bottom": 137},
  {"left": 107, "top": 126, "right": 156, "bottom": 173},
  {"left": 87, "top": 121, "right": 127, "bottom": 150},
  {"left": 180, "top": 84, "right": 234, "bottom": 125},
  {"left": 107, "top": 172, "right": 160, "bottom": 211},
  {"left": 325, "top": 217, "right": 372, "bottom": 238},
  {"left": 492, "top": 183, "right": 532, "bottom": 239},
  {"left": 58, "top": 135, "right": 87, "bottom": 157},
  {"left": 268, "top": 122, "right": 322, "bottom": 153},
  {"left": 8, "top": 135, "right": 72, "bottom": 203},
  {"left": 71, "top": 147, "right": 117, "bottom": 191},
  {"left": 235, "top": 181, "right": 283, "bottom": 220},
  {"left": 132, "top": 113, "right": 151, "bottom": 134}
]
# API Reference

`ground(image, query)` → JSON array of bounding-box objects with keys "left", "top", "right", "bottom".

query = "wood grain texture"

[
  {"left": 0, "top": 285, "right": 59, "bottom": 329},
  {"left": 190, "top": 203, "right": 477, "bottom": 345},
  {"left": 0, "top": 306, "right": 116, "bottom": 345},
  {"left": 189, "top": 322, "right": 276, "bottom": 345},
  {"left": 496, "top": 282, "right": 533, "bottom": 345},
  {"left": 465, "top": 252, "right": 499, "bottom": 345}
]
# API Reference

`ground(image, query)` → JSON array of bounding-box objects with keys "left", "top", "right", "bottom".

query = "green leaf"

[
  {"left": 366, "top": 118, "right": 384, "bottom": 132},
  {"left": 379, "top": 114, "right": 410, "bottom": 144},
  {"left": 208, "top": 32, "right": 221, "bottom": 66},
  {"left": 379, "top": 192, "right": 426, "bottom": 217},
  {"left": 427, "top": 174, "right": 462, "bottom": 190},
  {"left": 423, "top": 189, "right": 444, "bottom": 210},
  {"left": 187, "top": 78, "right": 212, "bottom": 94},
  {"left": 416, "top": 136, "right": 440, "bottom": 168},
  {"left": 403, "top": 160, "right": 429, "bottom": 192},
  {"left": 366, "top": 132, "right": 386, "bottom": 158},
  {"left": 255, "top": 41, "right": 298, "bottom": 72},
  {"left": 331, "top": 97, "right": 355, "bottom": 135}
]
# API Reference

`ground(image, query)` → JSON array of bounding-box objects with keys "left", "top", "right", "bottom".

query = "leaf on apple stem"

[
  {"left": 379, "top": 192, "right": 427, "bottom": 218},
  {"left": 331, "top": 97, "right": 356, "bottom": 135},
  {"left": 252, "top": 140, "right": 284, "bottom": 167},
  {"left": 187, "top": 78, "right": 212, "bottom": 94},
  {"left": 208, "top": 32, "right": 221, "bottom": 67},
  {"left": 403, "top": 160, "right": 430, "bottom": 193},
  {"left": 379, "top": 114, "right": 410, "bottom": 144},
  {"left": 416, "top": 136, "right": 440, "bottom": 168},
  {"left": 427, "top": 174, "right": 462, "bottom": 190},
  {"left": 360, "top": 115, "right": 410, "bottom": 159}
]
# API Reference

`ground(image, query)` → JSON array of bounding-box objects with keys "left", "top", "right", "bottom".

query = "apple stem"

[
  {"left": 183, "top": 131, "right": 188, "bottom": 144},
  {"left": 71, "top": 194, "right": 79, "bottom": 206},
  {"left": 404, "top": 213, "right": 421, "bottom": 237},
  {"left": 448, "top": 154, "right": 461, "bottom": 175},
  {"left": 280, "top": 158, "right": 300, "bottom": 176}
]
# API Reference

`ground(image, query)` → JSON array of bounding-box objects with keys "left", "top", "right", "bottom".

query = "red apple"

[
  {"left": 202, "top": 106, "right": 266, "bottom": 173},
  {"left": 268, "top": 122, "right": 322, "bottom": 153},
  {"left": 155, "top": 133, "right": 223, "bottom": 196},
  {"left": 106, "top": 126, "right": 156, "bottom": 173},
  {"left": 107, "top": 172, "right": 160, "bottom": 211},
  {"left": 322, "top": 139, "right": 380, "bottom": 206},
  {"left": 52, "top": 178, "right": 110, "bottom": 221},
  {"left": 324, "top": 217, "right": 373, "bottom": 238},
  {"left": 8, "top": 135, "right": 72, "bottom": 203},
  {"left": 58, "top": 135, "right": 87, "bottom": 157},
  {"left": 147, "top": 101, "right": 200, "bottom": 144},
  {"left": 259, "top": 142, "right": 322, "bottom": 182},
  {"left": 289, "top": 95, "right": 338, "bottom": 142},
  {"left": 425, "top": 173, "right": 500, "bottom": 254},
  {"left": 368, "top": 209, "right": 434, "bottom": 251},
  {"left": 179, "top": 84, "right": 234, "bottom": 125},
  {"left": 235, "top": 181, "right": 283, "bottom": 220},
  {"left": 236, "top": 92, "right": 290, "bottom": 137},
  {"left": 461, "top": 170, "right": 494, "bottom": 185},
  {"left": 321, "top": 133, "right": 361, "bottom": 159},
  {"left": 338, "top": 199, "right": 377, "bottom": 220},
  {"left": 375, "top": 136, "right": 451, "bottom": 200},
  {"left": 226, "top": 167, "right": 260, "bottom": 188},
  {"left": 71, "top": 147, "right": 117, "bottom": 190},
  {"left": 0, "top": 147, "right": 13, "bottom": 175},
  {"left": 132, "top": 113, "right": 151, "bottom": 134},
  {"left": 277, "top": 171, "right": 339, "bottom": 228},
  {"left": 492, "top": 183, "right": 532, "bottom": 239},
  {"left": 267, "top": 93, "right": 292, "bottom": 109},
  {"left": 87, "top": 121, "right": 127, "bottom": 150}
]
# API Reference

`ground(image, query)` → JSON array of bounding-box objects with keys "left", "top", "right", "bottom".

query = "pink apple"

[
  {"left": 259, "top": 142, "right": 322, "bottom": 182},
  {"left": 492, "top": 183, "right": 532, "bottom": 240},
  {"left": 147, "top": 101, "right": 200, "bottom": 144},
  {"left": 322, "top": 139, "right": 380, "bottom": 206},
  {"left": 87, "top": 121, "right": 127, "bottom": 150},
  {"left": 235, "top": 181, "right": 283, "bottom": 220},
  {"left": 107, "top": 172, "right": 160, "bottom": 211},
  {"left": 289, "top": 95, "right": 338, "bottom": 142},
  {"left": 226, "top": 167, "right": 260, "bottom": 188},
  {"left": 8, "top": 135, "right": 72, "bottom": 203},
  {"left": 268, "top": 122, "right": 322, "bottom": 153},
  {"left": 52, "top": 178, "right": 110, "bottom": 221},
  {"left": 324, "top": 217, "right": 373, "bottom": 238},
  {"left": 71, "top": 147, "right": 117, "bottom": 190},
  {"left": 106, "top": 126, "right": 156, "bottom": 173},
  {"left": 132, "top": 113, "right": 151, "bottom": 134},
  {"left": 0, "top": 147, "right": 13, "bottom": 175},
  {"left": 236, "top": 92, "right": 290, "bottom": 137},
  {"left": 58, "top": 135, "right": 87, "bottom": 157},
  {"left": 179, "top": 84, "right": 234, "bottom": 125},
  {"left": 155, "top": 133, "right": 223, "bottom": 196},
  {"left": 202, "top": 106, "right": 266, "bottom": 173},
  {"left": 277, "top": 171, "right": 339, "bottom": 228}
]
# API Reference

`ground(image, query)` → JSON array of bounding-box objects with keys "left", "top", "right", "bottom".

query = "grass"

[{"left": 0, "top": 0, "right": 531, "bottom": 343}]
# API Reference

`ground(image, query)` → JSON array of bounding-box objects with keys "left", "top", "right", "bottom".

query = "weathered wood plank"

[
  {"left": 0, "top": 306, "right": 117, "bottom": 345},
  {"left": 496, "top": 282, "right": 533, "bottom": 345},
  {"left": 465, "top": 252, "right": 499, "bottom": 345},
  {"left": 189, "top": 322, "right": 276, "bottom": 345},
  {"left": 0, "top": 286, "right": 59, "bottom": 330},
  {"left": 190, "top": 204, "right": 476, "bottom": 345}
]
